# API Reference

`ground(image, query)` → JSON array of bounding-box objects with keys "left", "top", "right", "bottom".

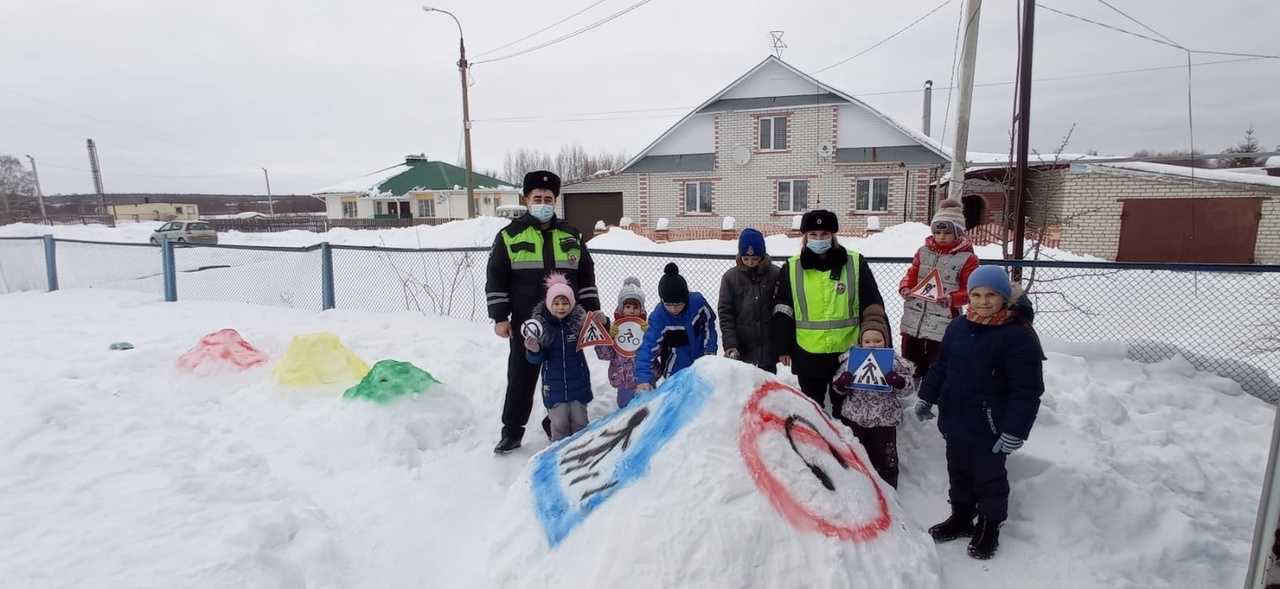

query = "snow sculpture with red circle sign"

[{"left": 488, "top": 357, "right": 940, "bottom": 589}]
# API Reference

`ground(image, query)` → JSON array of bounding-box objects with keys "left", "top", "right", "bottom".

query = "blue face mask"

[
  {"left": 806, "top": 239, "right": 832, "bottom": 255},
  {"left": 529, "top": 203, "right": 555, "bottom": 223}
]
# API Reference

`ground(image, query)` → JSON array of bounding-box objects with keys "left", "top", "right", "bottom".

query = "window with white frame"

[
  {"left": 341, "top": 201, "right": 357, "bottom": 218},
  {"left": 856, "top": 178, "right": 890, "bottom": 212},
  {"left": 683, "top": 181, "right": 714, "bottom": 214},
  {"left": 417, "top": 199, "right": 435, "bottom": 218},
  {"left": 758, "top": 115, "right": 788, "bottom": 150},
  {"left": 777, "top": 179, "right": 809, "bottom": 213}
]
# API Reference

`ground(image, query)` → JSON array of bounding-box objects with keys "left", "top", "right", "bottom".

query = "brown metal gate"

[
  {"left": 1117, "top": 198, "right": 1262, "bottom": 263},
  {"left": 562, "top": 192, "right": 624, "bottom": 235}
]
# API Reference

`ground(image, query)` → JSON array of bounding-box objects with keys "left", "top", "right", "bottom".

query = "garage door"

[
  {"left": 562, "top": 192, "right": 624, "bottom": 235},
  {"left": 1117, "top": 198, "right": 1262, "bottom": 263}
]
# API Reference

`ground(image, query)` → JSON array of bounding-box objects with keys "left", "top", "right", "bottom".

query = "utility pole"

[
  {"left": 25, "top": 155, "right": 48, "bottom": 224},
  {"left": 424, "top": 6, "right": 476, "bottom": 219},
  {"left": 946, "top": 0, "right": 983, "bottom": 202},
  {"left": 1010, "top": 0, "right": 1036, "bottom": 280},
  {"left": 86, "top": 138, "right": 107, "bottom": 220},
  {"left": 261, "top": 167, "right": 275, "bottom": 216}
]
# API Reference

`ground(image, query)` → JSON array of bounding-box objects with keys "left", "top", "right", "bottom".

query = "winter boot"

[
  {"left": 928, "top": 505, "right": 977, "bottom": 542},
  {"left": 542, "top": 416, "right": 553, "bottom": 440},
  {"left": 493, "top": 435, "right": 522, "bottom": 455},
  {"left": 967, "top": 516, "right": 1001, "bottom": 559}
]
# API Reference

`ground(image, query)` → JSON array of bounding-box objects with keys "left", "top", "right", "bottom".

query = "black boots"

[
  {"left": 928, "top": 505, "right": 976, "bottom": 542},
  {"left": 493, "top": 435, "right": 522, "bottom": 454},
  {"left": 967, "top": 516, "right": 1001, "bottom": 560}
]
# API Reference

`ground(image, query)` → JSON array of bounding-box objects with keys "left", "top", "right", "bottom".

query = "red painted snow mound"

[{"left": 176, "top": 329, "right": 270, "bottom": 375}]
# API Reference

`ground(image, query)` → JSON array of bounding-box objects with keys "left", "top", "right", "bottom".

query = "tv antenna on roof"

[{"left": 769, "top": 31, "right": 787, "bottom": 58}]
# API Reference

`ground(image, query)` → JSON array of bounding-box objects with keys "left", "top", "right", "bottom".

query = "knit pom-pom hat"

[
  {"left": 544, "top": 273, "right": 575, "bottom": 308},
  {"left": 617, "top": 276, "right": 646, "bottom": 311},
  {"left": 931, "top": 198, "right": 967, "bottom": 235},
  {"left": 658, "top": 262, "right": 689, "bottom": 305}
]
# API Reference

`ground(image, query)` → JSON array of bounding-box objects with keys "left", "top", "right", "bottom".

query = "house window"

[
  {"left": 417, "top": 199, "right": 435, "bottom": 218},
  {"left": 758, "top": 115, "right": 788, "bottom": 150},
  {"left": 175, "top": 206, "right": 184, "bottom": 214},
  {"left": 777, "top": 179, "right": 809, "bottom": 213},
  {"left": 856, "top": 178, "right": 890, "bottom": 212},
  {"left": 342, "top": 201, "right": 358, "bottom": 218},
  {"left": 683, "top": 181, "right": 713, "bottom": 214}
]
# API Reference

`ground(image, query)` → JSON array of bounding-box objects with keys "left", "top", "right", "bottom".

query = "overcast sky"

[{"left": 3, "top": 0, "right": 1277, "bottom": 195}]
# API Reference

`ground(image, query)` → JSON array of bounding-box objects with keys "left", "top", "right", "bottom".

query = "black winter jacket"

[
  {"left": 718, "top": 257, "right": 781, "bottom": 369},
  {"left": 770, "top": 245, "right": 887, "bottom": 379},
  {"left": 485, "top": 214, "right": 599, "bottom": 324}
]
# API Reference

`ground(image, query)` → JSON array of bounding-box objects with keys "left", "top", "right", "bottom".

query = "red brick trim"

[
  {"left": 752, "top": 111, "right": 793, "bottom": 153},
  {"left": 848, "top": 175, "right": 896, "bottom": 215},
  {"left": 677, "top": 178, "right": 717, "bottom": 216}
]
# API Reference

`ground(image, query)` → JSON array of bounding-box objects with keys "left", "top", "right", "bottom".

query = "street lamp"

[{"left": 423, "top": 6, "right": 477, "bottom": 219}]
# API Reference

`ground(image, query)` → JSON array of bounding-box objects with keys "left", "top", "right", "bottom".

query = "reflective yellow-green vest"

[
  {"left": 500, "top": 224, "right": 581, "bottom": 271},
  {"left": 788, "top": 251, "right": 861, "bottom": 354}
]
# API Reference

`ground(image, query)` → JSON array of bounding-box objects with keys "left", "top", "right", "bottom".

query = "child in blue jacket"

[
  {"left": 524, "top": 274, "right": 593, "bottom": 441},
  {"left": 914, "top": 265, "right": 1045, "bottom": 560},
  {"left": 634, "top": 263, "right": 717, "bottom": 391}
]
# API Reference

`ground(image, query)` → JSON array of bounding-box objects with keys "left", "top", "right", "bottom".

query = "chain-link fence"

[{"left": 4, "top": 237, "right": 1280, "bottom": 401}]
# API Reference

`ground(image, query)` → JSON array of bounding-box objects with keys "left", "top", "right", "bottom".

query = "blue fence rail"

[{"left": 3, "top": 234, "right": 1280, "bottom": 402}]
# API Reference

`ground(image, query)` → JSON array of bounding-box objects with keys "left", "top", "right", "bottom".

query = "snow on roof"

[
  {"left": 314, "top": 164, "right": 409, "bottom": 195},
  {"left": 1092, "top": 161, "right": 1280, "bottom": 189},
  {"left": 938, "top": 152, "right": 1116, "bottom": 183},
  {"left": 1266, "top": 156, "right": 1280, "bottom": 169}
]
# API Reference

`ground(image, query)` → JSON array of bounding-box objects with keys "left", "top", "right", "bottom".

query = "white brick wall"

[
  {"left": 1029, "top": 168, "right": 1280, "bottom": 262},
  {"left": 567, "top": 104, "right": 946, "bottom": 232}
]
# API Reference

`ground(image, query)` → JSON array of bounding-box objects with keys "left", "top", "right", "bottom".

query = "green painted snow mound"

[{"left": 342, "top": 360, "right": 439, "bottom": 404}]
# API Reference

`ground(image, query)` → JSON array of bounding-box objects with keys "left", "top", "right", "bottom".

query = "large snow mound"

[{"left": 490, "top": 358, "right": 941, "bottom": 588}]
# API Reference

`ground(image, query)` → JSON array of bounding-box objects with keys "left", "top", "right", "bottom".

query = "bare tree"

[
  {"left": 502, "top": 144, "right": 627, "bottom": 184},
  {"left": 0, "top": 155, "right": 36, "bottom": 222}
]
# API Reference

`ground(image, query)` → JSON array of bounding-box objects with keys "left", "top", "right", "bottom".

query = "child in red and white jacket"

[{"left": 898, "top": 199, "right": 979, "bottom": 381}]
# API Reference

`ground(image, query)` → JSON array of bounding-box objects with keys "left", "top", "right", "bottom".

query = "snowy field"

[{"left": 0, "top": 288, "right": 1271, "bottom": 588}]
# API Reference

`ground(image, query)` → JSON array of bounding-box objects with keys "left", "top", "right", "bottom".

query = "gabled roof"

[
  {"left": 620, "top": 55, "right": 950, "bottom": 173},
  {"left": 316, "top": 156, "right": 516, "bottom": 196}
]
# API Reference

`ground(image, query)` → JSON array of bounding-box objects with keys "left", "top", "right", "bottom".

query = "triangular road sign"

[
  {"left": 577, "top": 311, "right": 615, "bottom": 350},
  {"left": 908, "top": 268, "right": 946, "bottom": 303}
]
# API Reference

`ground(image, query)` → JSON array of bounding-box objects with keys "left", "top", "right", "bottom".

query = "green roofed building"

[{"left": 316, "top": 154, "right": 523, "bottom": 222}]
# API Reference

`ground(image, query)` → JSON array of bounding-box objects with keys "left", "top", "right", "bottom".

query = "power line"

[
  {"left": 474, "top": 0, "right": 614, "bottom": 58},
  {"left": 813, "top": 0, "right": 954, "bottom": 74},
  {"left": 1094, "top": 0, "right": 1182, "bottom": 48},
  {"left": 472, "top": 0, "right": 654, "bottom": 65},
  {"left": 1038, "top": 2, "right": 1280, "bottom": 59}
]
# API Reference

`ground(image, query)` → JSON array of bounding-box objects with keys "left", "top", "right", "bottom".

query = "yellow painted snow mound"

[{"left": 273, "top": 332, "right": 370, "bottom": 387}]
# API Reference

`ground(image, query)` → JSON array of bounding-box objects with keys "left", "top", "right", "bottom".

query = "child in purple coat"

[{"left": 595, "top": 277, "right": 647, "bottom": 409}]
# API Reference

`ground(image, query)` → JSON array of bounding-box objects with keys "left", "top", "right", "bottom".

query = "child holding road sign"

[
  {"left": 595, "top": 277, "right": 648, "bottom": 409},
  {"left": 830, "top": 316, "right": 915, "bottom": 488},
  {"left": 524, "top": 273, "right": 594, "bottom": 441},
  {"left": 898, "top": 199, "right": 979, "bottom": 383}
]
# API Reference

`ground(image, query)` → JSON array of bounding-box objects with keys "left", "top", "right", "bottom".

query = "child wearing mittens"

[
  {"left": 524, "top": 273, "right": 593, "bottom": 441},
  {"left": 594, "top": 277, "right": 647, "bottom": 409},
  {"left": 830, "top": 315, "right": 915, "bottom": 488},
  {"left": 634, "top": 263, "right": 717, "bottom": 391},
  {"left": 914, "top": 265, "right": 1045, "bottom": 560}
]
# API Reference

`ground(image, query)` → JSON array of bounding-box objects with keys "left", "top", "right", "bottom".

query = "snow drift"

[{"left": 490, "top": 358, "right": 941, "bottom": 588}]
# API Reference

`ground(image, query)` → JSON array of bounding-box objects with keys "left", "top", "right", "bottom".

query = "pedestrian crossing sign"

[
  {"left": 908, "top": 268, "right": 946, "bottom": 303},
  {"left": 577, "top": 311, "right": 614, "bottom": 350},
  {"left": 847, "top": 347, "right": 894, "bottom": 393}
]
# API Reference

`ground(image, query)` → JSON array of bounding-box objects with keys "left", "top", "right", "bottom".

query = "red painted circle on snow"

[{"left": 739, "top": 380, "right": 892, "bottom": 542}]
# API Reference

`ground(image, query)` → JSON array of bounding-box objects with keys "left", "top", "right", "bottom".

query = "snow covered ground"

[{"left": 0, "top": 288, "right": 1270, "bottom": 588}]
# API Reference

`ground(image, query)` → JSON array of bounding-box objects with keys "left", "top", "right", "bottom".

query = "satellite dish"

[
  {"left": 817, "top": 142, "right": 835, "bottom": 160},
  {"left": 732, "top": 145, "right": 752, "bottom": 166}
]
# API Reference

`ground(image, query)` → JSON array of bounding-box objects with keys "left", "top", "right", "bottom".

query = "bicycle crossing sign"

[{"left": 611, "top": 317, "right": 646, "bottom": 358}]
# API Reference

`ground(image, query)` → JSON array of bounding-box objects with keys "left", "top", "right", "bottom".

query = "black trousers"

[
  {"left": 946, "top": 438, "right": 1010, "bottom": 522},
  {"left": 849, "top": 424, "right": 899, "bottom": 488},
  {"left": 798, "top": 375, "right": 845, "bottom": 416},
  {"left": 501, "top": 333, "right": 542, "bottom": 440}
]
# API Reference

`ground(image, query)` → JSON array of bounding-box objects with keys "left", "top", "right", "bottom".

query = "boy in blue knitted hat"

[{"left": 914, "top": 265, "right": 1045, "bottom": 560}]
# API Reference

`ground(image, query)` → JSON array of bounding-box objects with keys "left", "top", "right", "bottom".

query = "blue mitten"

[
  {"left": 913, "top": 399, "right": 935, "bottom": 422},
  {"left": 991, "top": 433, "right": 1025, "bottom": 454}
]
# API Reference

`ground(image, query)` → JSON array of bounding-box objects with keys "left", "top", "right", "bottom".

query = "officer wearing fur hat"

[
  {"left": 718, "top": 228, "right": 781, "bottom": 373},
  {"left": 485, "top": 170, "right": 599, "bottom": 454},
  {"left": 770, "top": 209, "right": 888, "bottom": 413},
  {"left": 899, "top": 198, "right": 979, "bottom": 382}
]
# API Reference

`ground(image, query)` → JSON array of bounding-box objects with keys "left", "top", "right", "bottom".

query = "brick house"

[
  {"left": 561, "top": 56, "right": 949, "bottom": 236},
  {"left": 964, "top": 162, "right": 1280, "bottom": 264}
]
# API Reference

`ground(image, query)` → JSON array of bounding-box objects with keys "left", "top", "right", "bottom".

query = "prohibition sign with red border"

[{"left": 738, "top": 380, "right": 892, "bottom": 542}]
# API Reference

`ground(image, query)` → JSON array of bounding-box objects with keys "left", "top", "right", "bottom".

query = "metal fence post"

[
  {"left": 321, "top": 242, "right": 335, "bottom": 310},
  {"left": 162, "top": 239, "right": 177, "bottom": 302},
  {"left": 42, "top": 234, "right": 59, "bottom": 292}
]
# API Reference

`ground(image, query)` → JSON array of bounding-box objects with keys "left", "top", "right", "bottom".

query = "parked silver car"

[{"left": 150, "top": 221, "right": 218, "bottom": 245}]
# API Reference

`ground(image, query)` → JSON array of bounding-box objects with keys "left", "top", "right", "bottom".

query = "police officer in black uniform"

[{"left": 486, "top": 170, "right": 599, "bottom": 454}]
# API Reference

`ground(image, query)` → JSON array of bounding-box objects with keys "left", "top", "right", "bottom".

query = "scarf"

[{"left": 966, "top": 307, "right": 1014, "bottom": 326}]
